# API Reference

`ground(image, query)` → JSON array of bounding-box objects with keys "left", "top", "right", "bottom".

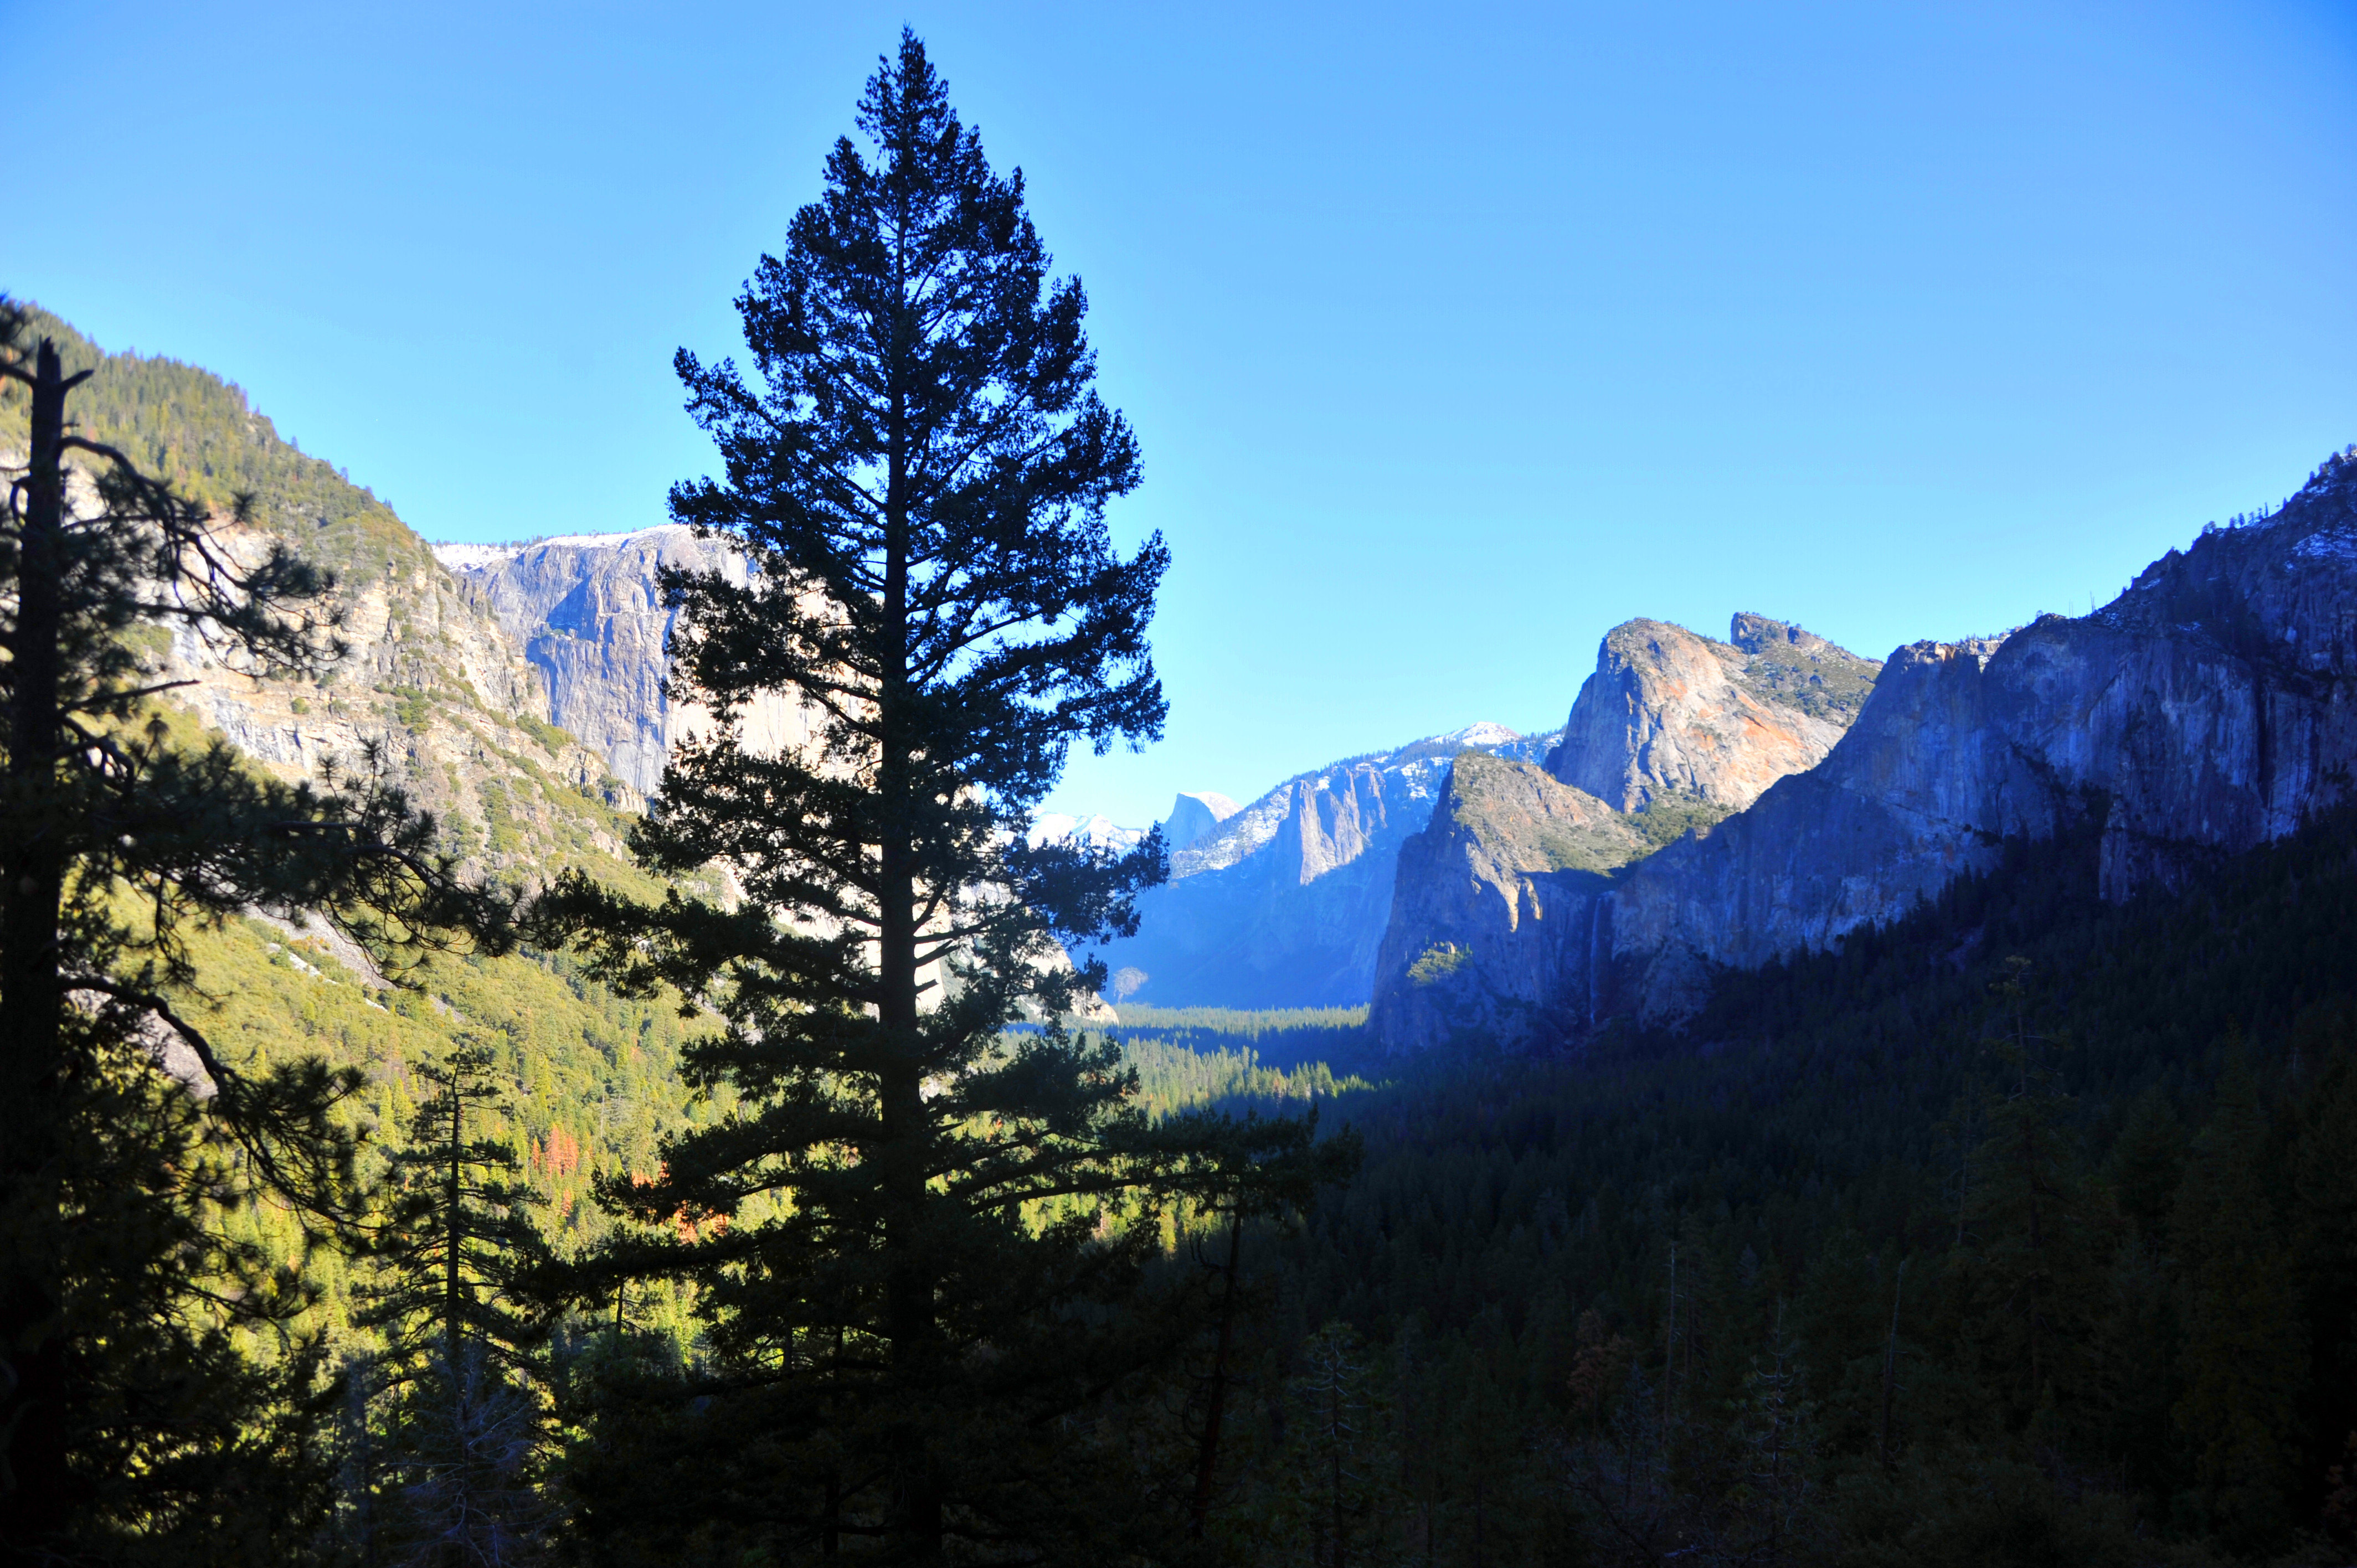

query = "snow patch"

[
  {"left": 430, "top": 541, "right": 526, "bottom": 574},
  {"left": 2292, "top": 528, "right": 2357, "bottom": 564},
  {"left": 431, "top": 525, "right": 693, "bottom": 576},
  {"left": 1027, "top": 812, "right": 1149, "bottom": 854}
]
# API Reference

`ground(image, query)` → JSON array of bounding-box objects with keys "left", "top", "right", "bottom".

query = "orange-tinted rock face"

[{"left": 1546, "top": 616, "right": 1880, "bottom": 813}]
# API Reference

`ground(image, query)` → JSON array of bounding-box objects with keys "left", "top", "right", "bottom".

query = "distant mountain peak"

[
  {"left": 1162, "top": 791, "right": 1239, "bottom": 852},
  {"left": 1089, "top": 722, "right": 1563, "bottom": 1008},
  {"left": 1026, "top": 812, "right": 1148, "bottom": 854}
]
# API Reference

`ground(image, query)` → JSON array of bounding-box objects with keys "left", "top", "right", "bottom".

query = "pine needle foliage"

[{"left": 360, "top": 1040, "right": 555, "bottom": 1382}]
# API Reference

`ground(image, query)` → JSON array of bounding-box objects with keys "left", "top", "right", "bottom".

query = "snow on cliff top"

[{"left": 431, "top": 525, "right": 691, "bottom": 575}]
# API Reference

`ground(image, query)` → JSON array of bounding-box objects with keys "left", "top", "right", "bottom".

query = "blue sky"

[{"left": 8, "top": 1, "right": 2354, "bottom": 827}]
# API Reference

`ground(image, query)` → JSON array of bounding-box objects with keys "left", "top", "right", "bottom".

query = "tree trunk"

[
  {"left": 0, "top": 338, "right": 80, "bottom": 1541},
  {"left": 446, "top": 1089, "right": 470, "bottom": 1538},
  {"left": 1189, "top": 1203, "right": 1244, "bottom": 1537},
  {"left": 876, "top": 290, "right": 943, "bottom": 1555},
  {"left": 1661, "top": 1242, "right": 1676, "bottom": 1453},
  {"left": 1879, "top": 1259, "right": 1906, "bottom": 1466},
  {"left": 823, "top": 1323, "right": 844, "bottom": 1555}
]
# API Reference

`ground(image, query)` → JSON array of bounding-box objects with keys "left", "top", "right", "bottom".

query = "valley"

[{"left": 11, "top": 296, "right": 2357, "bottom": 1562}]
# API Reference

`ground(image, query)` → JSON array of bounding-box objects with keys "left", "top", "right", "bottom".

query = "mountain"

[
  {"left": 1371, "top": 615, "right": 1880, "bottom": 1047},
  {"left": 1373, "top": 451, "right": 2357, "bottom": 1050},
  {"left": 434, "top": 526, "right": 816, "bottom": 795},
  {"left": 431, "top": 530, "right": 1146, "bottom": 1013},
  {"left": 1026, "top": 812, "right": 1150, "bottom": 855},
  {"left": 1161, "top": 790, "right": 1239, "bottom": 851},
  {"left": 424, "top": 528, "right": 1536, "bottom": 1012},
  {"left": 1545, "top": 612, "right": 1879, "bottom": 813},
  {"left": 1086, "top": 724, "right": 1556, "bottom": 1008}
]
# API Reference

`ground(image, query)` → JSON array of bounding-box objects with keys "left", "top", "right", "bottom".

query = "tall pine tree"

[
  {"left": 356, "top": 1038, "right": 556, "bottom": 1565},
  {"left": 2173, "top": 1056, "right": 2304, "bottom": 1550},
  {"left": 543, "top": 34, "right": 1344, "bottom": 1563}
]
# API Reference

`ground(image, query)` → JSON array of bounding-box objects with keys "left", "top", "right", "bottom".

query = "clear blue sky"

[{"left": 9, "top": 1, "right": 2354, "bottom": 827}]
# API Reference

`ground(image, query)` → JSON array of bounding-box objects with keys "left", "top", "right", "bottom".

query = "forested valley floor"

[{"left": 1169, "top": 805, "right": 2357, "bottom": 1565}]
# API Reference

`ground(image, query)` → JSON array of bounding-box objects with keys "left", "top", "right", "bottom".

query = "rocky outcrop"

[
  {"left": 1546, "top": 615, "right": 1878, "bottom": 812},
  {"left": 1612, "top": 463, "right": 2357, "bottom": 1018},
  {"left": 1367, "top": 755, "right": 1648, "bottom": 1048},
  {"left": 1374, "top": 450, "right": 2357, "bottom": 1050},
  {"left": 148, "top": 515, "right": 663, "bottom": 892},
  {"left": 1089, "top": 725, "right": 1553, "bottom": 1007},
  {"left": 169, "top": 529, "right": 547, "bottom": 775},
  {"left": 1372, "top": 615, "right": 1880, "bottom": 1050},
  {"left": 435, "top": 527, "right": 817, "bottom": 795},
  {"left": 1162, "top": 791, "right": 1239, "bottom": 852}
]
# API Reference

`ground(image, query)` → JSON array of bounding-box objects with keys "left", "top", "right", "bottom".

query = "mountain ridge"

[
  {"left": 1373, "top": 451, "right": 2357, "bottom": 1050},
  {"left": 0, "top": 306, "right": 711, "bottom": 1258},
  {"left": 1371, "top": 613, "right": 1883, "bottom": 1046},
  {"left": 1081, "top": 724, "right": 1558, "bottom": 1008}
]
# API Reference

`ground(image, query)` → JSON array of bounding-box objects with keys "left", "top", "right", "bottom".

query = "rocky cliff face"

[
  {"left": 1375, "top": 451, "right": 2357, "bottom": 1050},
  {"left": 147, "top": 521, "right": 658, "bottom": 898},
  {"left": 1092, "top": 725, "right": 1555, "bottom": 1007},
  {"left": 1162, "top": 791, "right": 1240, "bottom": 852},
  {"left": 1368, "top": 754, "right": 1649, "bottom": 1046},
  {"left": 1613, "top": 458, "right": 2357, "bottom": 1017},
  {"left": 1546, "top": 615, "right": 1878, "bottom": 812},
  {"left": 435, "top": 527, "right": 817, "bottom": 795}
]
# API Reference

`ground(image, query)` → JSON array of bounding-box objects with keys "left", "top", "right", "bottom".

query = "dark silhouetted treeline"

[{"left": 1178, "top": 809, "right": 2357, "bottom": 1564}]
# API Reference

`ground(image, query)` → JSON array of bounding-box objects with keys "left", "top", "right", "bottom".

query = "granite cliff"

[
  {"left": 1372, "top": 615, "right": 1877, "bottom": 1045},
  {"left": 1547, "top": 614, "right": 1879, "bottom": 813},
  {"left": 1092, "top": 725, "right": 1555, "bottom": 1008},
  {"left": 1162, "top": 791, "right": 1241, "bottom": 852},
  {"left": 434, "top": 527, "right": 817, "bottom": 795},
  {"left": 1375, "top": 451, "right": 2357, "bottom": 1050},
  {"left": 1368, "top": 755, "right": 1650, "bottom": 1046}
]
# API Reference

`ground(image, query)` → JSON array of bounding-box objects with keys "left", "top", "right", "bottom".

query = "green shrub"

[
  {"left": 513, "top": 711, "right": 575, "bottom": 754},
  {"left": 1407, "top": 943, "right": 1469, "bottom": 987}
]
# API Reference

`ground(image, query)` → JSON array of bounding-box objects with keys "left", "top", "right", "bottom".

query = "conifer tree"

[
  {"left": 1949, "top": 959, "right": 2105, "bottom": 1436},
  {"left": 357, "top": 1038, "right": 555, "bottom": 1565},
  {"left": 1717, "top": 1304, "right": 1819, "bottom": 1564},
  {"left": 1277, "top": 1323, "right": 1397, "bottom": 1568},
  {"left": 0, "top": 303, "right": 505, "bottom": 1559},
  {"left": 542, "top": 34, "right": 1346, "bottom": 1562},
  {"left": 2172, "top": 1057, "right": 2303, "bottom": 1549}
]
